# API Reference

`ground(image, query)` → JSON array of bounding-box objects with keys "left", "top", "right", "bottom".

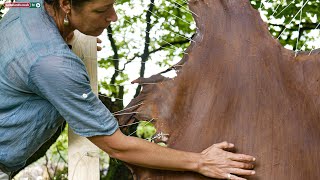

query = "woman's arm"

[{"left": 88, "top": 129, "right": 255, "bottom": 180}]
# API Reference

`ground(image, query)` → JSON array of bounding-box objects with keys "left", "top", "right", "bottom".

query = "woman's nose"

[{"left": 106, "top": 8, "right": 118, "bottom": 22}]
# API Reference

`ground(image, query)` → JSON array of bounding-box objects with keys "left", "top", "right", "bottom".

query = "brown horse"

[{"left": 118, "top": 0, "right": 320, "bottom": 179}]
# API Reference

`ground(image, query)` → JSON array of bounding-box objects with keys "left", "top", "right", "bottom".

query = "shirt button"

[{"left": 82, "top": 93, "right": 88, "bottom": 99}]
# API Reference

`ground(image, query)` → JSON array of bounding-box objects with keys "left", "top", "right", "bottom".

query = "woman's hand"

[
  {"left": 97, "top": 38, "right": 102, "bottom": 51},
  {"left": 198, "top": 141, "right": 256, "bottom": 180},
  {"left": 90, "top": 130, "right": 255, "bottom": 179}
]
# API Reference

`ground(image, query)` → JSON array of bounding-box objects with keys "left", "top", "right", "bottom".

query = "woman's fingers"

[
  {"left": 97, "top": 38, "right": 102, "bottom": 51},
  {"left": 225, "top": 173, "right": 247, "bottom": 180},
  {"left": 214, "top": 141, "right": 234, "bottom": 149},
  {"left": 228, "top": 161, "right": 254, "bottom": 169},
  {"left": 228, "top": 168, "right": 255, "bottom": 176},
  {"left": 224, "top": 168, "right": 255, "bottom": 180},
  {"left": 228, "top": 153, "right": 256, "bottom": 162},
  {"left": 199, "top": 142, "right": 256, "bottom": 179}
]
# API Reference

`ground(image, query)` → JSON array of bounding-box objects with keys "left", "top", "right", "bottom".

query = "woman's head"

[{"left": 45, "top": 0, "right": 118, "bottom": 36}]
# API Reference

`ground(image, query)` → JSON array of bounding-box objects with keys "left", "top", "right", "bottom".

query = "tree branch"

[
  {"left": 134, "top": 0, "right": 155, "bottom": 98},
  {"left": 269, "top": 22, "right": 320, "bottom": 32},
  {"left": 121, "top": 39, "right": 190, "bottom": 72},
  {"left": 56, "top": 146, "right": 67, "bottom": 164},
  {"left": 149, "top": 39, "right": 190, "bottom": 54},
  {"left": 107, "top": 26, "right": 124, "bottom": 107}
]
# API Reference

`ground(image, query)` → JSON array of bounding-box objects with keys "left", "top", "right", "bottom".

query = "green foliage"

[
  {"left": 50, "top": 126, "right": 68, "bottom": 159},
  {"left": 136, "top": 120, "right": 157, "bottom": 140},
  {"left": 251, "top": 0, "right": 320, "bottom": 50},
  {"left": 53, "top": 166, "right": 68, "bottom": 180},
  {"left": 99, "top": 57, "right": 129, "bottom": 98},
  {"left": 103, "top": 158, "right": 133, "bottom": 180},
  {"left": 98, "top": 0, "right": 196, "bottom": 100},
  {"left": 47, "top": 125, "right": 68, "bottom": 179},
  {"left": 0, "top": 4, "right": 4, "bottom": 20}
]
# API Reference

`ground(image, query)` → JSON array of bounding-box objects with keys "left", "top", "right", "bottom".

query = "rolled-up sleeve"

[{"left": 28, "top": 55, "right": 118, "bottom": 137}]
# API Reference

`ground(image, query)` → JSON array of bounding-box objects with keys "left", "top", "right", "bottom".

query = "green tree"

[
  {"left": 0, "top": 4, "right": 4, "bottom": 20},
  {"left": 251, "top": 0, "right": 320, "bottom": 51}
]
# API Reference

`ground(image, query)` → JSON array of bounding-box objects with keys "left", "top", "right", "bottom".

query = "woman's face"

[{"left": 69, "top": 0, "right": 118, "bottom": 36}]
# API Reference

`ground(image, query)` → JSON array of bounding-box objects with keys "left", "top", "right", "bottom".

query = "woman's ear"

[{"left": 59, "top": 0, "right": 71, "bottom": 13}]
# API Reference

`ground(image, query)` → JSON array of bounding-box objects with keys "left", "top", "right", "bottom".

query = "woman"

[{"left": 0, "top": 0, "right": 256, "bottom": 179}]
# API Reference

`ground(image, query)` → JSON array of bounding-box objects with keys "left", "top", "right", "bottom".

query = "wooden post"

[{"left": 68, "top": 30, "right": 100, "bottom": 180}]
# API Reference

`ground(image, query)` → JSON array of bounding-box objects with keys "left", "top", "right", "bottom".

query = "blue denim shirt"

[{"left": 0, "top": 0, "right": 118, "bottom": 173}]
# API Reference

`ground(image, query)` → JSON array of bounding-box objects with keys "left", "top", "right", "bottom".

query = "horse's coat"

[{"left": 118, "top": 0, "right": 320, "bottom": 179}]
